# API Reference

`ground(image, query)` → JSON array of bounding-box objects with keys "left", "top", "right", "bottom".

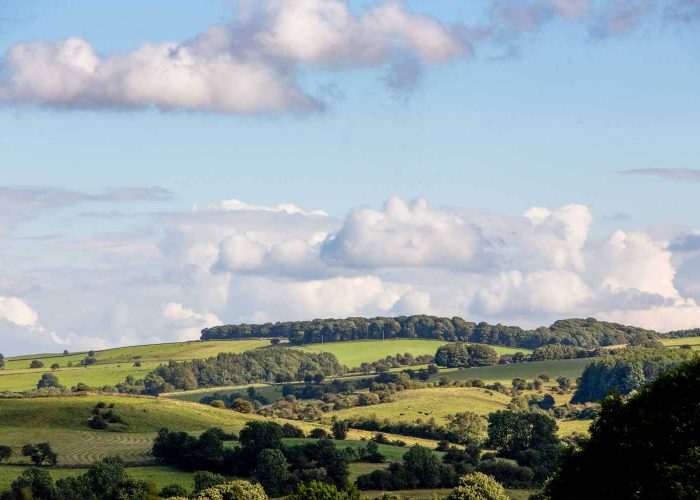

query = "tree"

[
  {"left": 22, "top": 443, "right": 58, "bottom": 466},
  {"left": 542, "top": 357, "right": 700, "bottom": 499},
  {"left": 51, "top": 363, "right": 60, "bottom": 371},
  {"left": 0, "top": 445, "right": 13, "bottom": 463},
  {"left": 54, "top": 456, "right": 149, "bottom": 500},
  {"left": 29, "top": 359, "right": 44, "bottom": 368},
  {"left": 210, "top": 399, "right": 226, "bottom": 409},
  {"left": 556, "top": 376, "right": 572, "bottom": 391},
  {"left": 287, "top": 481, "right": 360, "bottom": 500},
  {"left": 193, "top": 471, "right": 226, "bottom": 493},
  {"left": 63, "top": 350, "right": 69, "bottom": 356},
  {"left": 402, "top": 445, "right": 441, "bottom": 488},
  {"left": 231, "top": 398, "right": 253, "bottom": 413},
  {"left": 88, "top": 350, "right": 96, "bottom": 357},
  {"left": 359, "top": 440, "right": 384, "bottom": 463},
  {"left": 191, "top": 480, "right": 267, "bottom": 500},
  {"left": 511, "top": 378, "right": 527, "bottom": 391},
  {"left": 37, "top": 372, "right": 63, "bottom": 389},
  {"left": 332, "top": 420, "right": 349, "bottom": 440},
  {"left": 447, "top": 472, "right": 509, "bottom": 500},
  {"left": 256, "top": 448, "right": 290, "bottom": 497},
  {"left": 9, "top": 467, "right": 58, "bottom": 499},
  {"left": 434, "top": 343, "right": 499, "bottom": 368},
  {"left": 159, "top": 483, "right": 188, "bottom": 498},
  {"left": 0, "top": 353, "right": 4, "bottom": 369},
  {"left": 445, "top": 411, "right": 488, "bottom": 446},
  {"left": 239, "top": 421, "right": 283, "bottom": 455}
]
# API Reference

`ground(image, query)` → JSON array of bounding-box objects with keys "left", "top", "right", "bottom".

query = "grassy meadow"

[
  {"left": 0, "top": 339, "right": 271, "bottom": 392},
  {"left": 302, "top": 339, "right": 532, "bottom": 367},
  {"left": 660, "top": 336, "right": 700, "bottom": 350}
]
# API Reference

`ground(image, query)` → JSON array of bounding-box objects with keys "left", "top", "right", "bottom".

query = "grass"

[
  {"left": 0, "top": 339, "right": 270, "bottom": 392},
  {"left": 282, "top": 438, "right": 443, "bottom": 463},
  {"left": 163, "top": 383, "right": 287, "bottom": 404},
  {"left": 660, "top": 336, "right": 700, "bottom": 350},
  {"left": 327, "top": 386, "right": 511, "bottom": 424},
  {"left": 302, "top": 339, "right": 532, "bottom": 367},
  {"left": 0, "top": 395, "right": 439, "bottom": 465},
  {"left": 0, "top": 465, "right": 194, "bottom": 492},
  {"left": 435, "top": 358, "right": 595, "bottom": 383}
]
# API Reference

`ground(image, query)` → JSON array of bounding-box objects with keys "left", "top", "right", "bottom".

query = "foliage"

[
  {"left": 37, "top": 373, "right": 63, "bottom": 390},
  {"left": 29, "top": 359, "right": 44, "bottom": 369},
  {"left": 0, "top": 446, "right": 12, "bottom": 464},
  {"left": 191, "top": 480, "right": 268, "bottom": 500},
  {"left": 446, "top": 472, "right": 509, "bottom": 500},
  {"left": 332, "top": 421, "right": 349, "bottom": 440},
  {"left": 287, "top": 481, "right": 360, "bottom": 500},
  {"left": 202, "top": 316, "right": 658, "bottom": 350},
  {"left": 542, "top": 357, "right": 700, "bottom": 499},
  {"left": 572, "top": 347, "right": 695, "bottom": 402},
  {"left": 444, "top": 411, "right": 487, "bottom": 447},
  {"left": 21, "top": 443, "right": 57, "bottom": 466},
  {"left": 142, "top": 348, "right": 345, "bottom": 394},
  {"left": 255, "top": 449, "right": 290, "bottom": 497},
  {"left": 434, "top": 343, "right": 499, "bottom": 368}
]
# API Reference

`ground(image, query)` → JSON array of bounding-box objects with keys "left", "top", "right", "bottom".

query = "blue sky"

[{"left": 0, "top": 0, "right": 699, "bottom": 354}]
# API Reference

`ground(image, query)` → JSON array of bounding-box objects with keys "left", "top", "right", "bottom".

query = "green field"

[
  {"left": 302, "top": 339, "right": 532, "bottom": 367},
  {"left": 0, "top": 465, "right": 195, "bottom": 492},
  {"left": 327, "top": 386, "right": 511, "bottom": 424},
  {"left": 162, "top": 383, "right": 287, "bottom": 404},
  {"left": 0, "top": 339, "right": 271, "bottom": 392},
  {"left": 0, "top": 395, "right": 439, "bottom": 466},
  {"left": 660, "top": 336, "right": 700, "bottom": 350},
  {"left": 435, "top": 357, "right": 595, "bottom": 383}
]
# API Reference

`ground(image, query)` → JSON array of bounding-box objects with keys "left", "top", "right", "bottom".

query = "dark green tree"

[
  {"left": 542, "top": 357, "right": 700, "bottom": 499},
  {"left": 37, "top": 372, "right": 62, "bottom": 389},
  {"left": 0, "top": 445, "right": 12, "bottom": 463},
  {"left": 21, "top": 443, "right": 57, "bottom": 465},
  {"left": 29, "top": 359, "right": 44, "bottom": 368},
  {"left": 256, "top": 448, "right": 290, "bottom": 496},
  {"left": 332, "top": 420, "right": 349, "bottom": 440},
  {"left": 9, "top": 467, "right": 57, "bottom": 499},
  {"left": 402, "top": 445, "right": 441, "bottom": 488}
]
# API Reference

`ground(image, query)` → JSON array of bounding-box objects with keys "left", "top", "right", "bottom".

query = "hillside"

[{"left": 201, "top": 315, "right": 660, "bottom": 349}]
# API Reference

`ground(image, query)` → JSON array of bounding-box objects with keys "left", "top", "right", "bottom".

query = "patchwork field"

[
  {"left": 660, "top": 336, "right": 700, "bottom": 350},
  {"left": 302, "top": 339, "right": 532, "bottom": 367},
  {"left": 0, "top": 339, "right": 270, "bottom": 392},
  {"left": 0, "top": 395, "right": 439, "bottom": 466},
  {"left": 327, "top": 386, "right": 512, "bottom": 423},
  {"left": 434, "top": 357, "right": 595, "bottom": 383}
]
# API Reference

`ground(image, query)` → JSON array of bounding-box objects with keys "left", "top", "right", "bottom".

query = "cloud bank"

[
  {"left": 0, "top": 0, "right": 695, "bottom": 114},
  {"left": 2, "top": 191, "right": 700, "bottom": 355}
]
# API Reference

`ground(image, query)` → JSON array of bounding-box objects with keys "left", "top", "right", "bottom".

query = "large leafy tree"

[{"left": 542, "top": 357, "right": 700, "bottom": 499}]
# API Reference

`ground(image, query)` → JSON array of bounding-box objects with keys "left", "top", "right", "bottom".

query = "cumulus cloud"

[
  {"left": 4, "top": 193, "right": 700, "bottom": 355},
  {"left": 0, "top": 0, "right": 470, "bottom": 113}
]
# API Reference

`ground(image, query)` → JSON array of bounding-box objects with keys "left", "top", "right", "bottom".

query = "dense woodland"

[{"left": 201, "top": 316, "right": 668, "bottom": 349}]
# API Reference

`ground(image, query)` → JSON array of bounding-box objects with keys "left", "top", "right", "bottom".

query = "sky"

[{"left": 0, "top": 0, "right": 699, "bottom": 355}]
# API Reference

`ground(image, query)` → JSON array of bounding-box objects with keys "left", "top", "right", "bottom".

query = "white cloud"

[
  {"left": 3, "top": 193, "right": 700, "bottom": 355},
  {"left": 162, "top": 302, "right": 222, "bottom": 341},
  {"left": 0, "top": 1, "right": 470, "bottom": 113}
]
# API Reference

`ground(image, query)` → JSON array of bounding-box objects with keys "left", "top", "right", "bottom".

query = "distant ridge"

[{"left": 200, "top": 315, "right": 688, "bottom": 350}]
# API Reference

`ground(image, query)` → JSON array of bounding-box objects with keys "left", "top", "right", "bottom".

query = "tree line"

[{"left": 201, "top": 316, "right": 665, "bottom": 349}]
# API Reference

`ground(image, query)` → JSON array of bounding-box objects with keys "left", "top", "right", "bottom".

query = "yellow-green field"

[
  {"left": 0, "top": 339, "right": 271, "bottom": 392},
  {"left": 0, "top": 395, "right": 439, "bottom": 466},
  {"left": 327, "top": 386, "right": 512, "bottom": 423},
  {"left": 302, "top": 339, "right": 532, "bottom": 367},
  {"left": 0, "top": 465, "right": 195, "bottom": 492},
  {"left": 162, "top": 383, "right": 287, "bottom": 404},
  {"left": 660, "top": 336, "right": 700, "bottom": 350},
  {"left": 435, "top": 357, "right": 595, "bottom": 383}
]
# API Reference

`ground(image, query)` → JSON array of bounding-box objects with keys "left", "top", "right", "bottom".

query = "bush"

[
  {"left": 309, "top": 428, "right": 328, "bottom": 439},
  {"left": 191, "top": 480, "right": 268, "bottom": 500},
  {"left": 287, "top": 481, "right": 360, "bottom": 500},
  {"left": 210, "top": 400, "right": 226, "bottom": 409},
  {"left": 160, "top": 483, "right": 188, "bottom": 497},
  {"left": 29, "top": 359, "right": 44, "bottom": 368},
  {"left": 37, "top": 373, "right": 62, "bottom": 389},
  {"left": 193, "top": 470, "right": 226, "bottom": 493},
  {"left": 447, "top": 472, "right": 509, "bottom": 500},
  {"left": 332, "top": 420, "right": 349, "bottom": 440}
]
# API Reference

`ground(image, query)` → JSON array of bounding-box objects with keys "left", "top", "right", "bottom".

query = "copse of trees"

[
  {"left": 128, "top": 348, "right": 345, "bottom": 395},
  {"left": 202, "top": 315, "right": 660, "bottom": 350},
  {"left": 572, "top": 347, "right": 696, "bottom": 403},
  {"left": 434, "top": 343, "right": 499, "bottom": 368},
  {"left": 541, "top": 357, "right": 700, "bottom": 499}
]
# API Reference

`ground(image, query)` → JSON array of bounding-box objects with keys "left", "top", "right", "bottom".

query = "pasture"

[
  {"left": 660, "top": 336, "right": 700, "bottom": 350},
  {"left": 327, "top": 386, "right": 511, "bottom": 423},
  {"left": 302, "top": 339, "right": 532, "bottom": 367},
  {"left": 0, "top": 339, "right": 269, "bottom": 392},
  {"left": 435, "top": 357, "right": 595, "bottom": 383},
  {"left": 0, "top": 395, "right": 439, "bottom": 465}
]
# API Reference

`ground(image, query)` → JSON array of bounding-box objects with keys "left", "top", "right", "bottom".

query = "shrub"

[
  {"left": 210, "top": 400, "right": 226, "bottom": 409},
  {"left": 191, "top": 480, "right": 268, "bottom": 500},
  {"left": 29, "top": 359, "right": 44, "bottom": 368},
  {"left": 287, "top": 481, "right": 359, "bottom": 500},
  {"left": 160, "top": 483, "right": 188, "bottom": 497},
  {"left": 37, "top": 373, "right": 62, "bottom": 389},
  {"left": 447, "top": 472, "right": 509, "bottom": 500}
]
